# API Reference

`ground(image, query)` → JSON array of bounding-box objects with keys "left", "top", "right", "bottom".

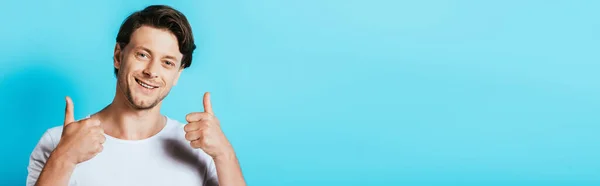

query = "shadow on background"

[{"left": 0, "top": 63, "right": 80, "bottom": 185}]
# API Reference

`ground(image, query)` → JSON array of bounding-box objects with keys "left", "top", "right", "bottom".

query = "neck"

[{"left": 94, "top": 91, "right": 166, "bottom": 140}]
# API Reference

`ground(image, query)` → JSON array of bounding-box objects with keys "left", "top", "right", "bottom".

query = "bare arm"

[
  {"left": 213, "top": 152, "right": 246, "bottom": 186},
  {"left": 29, "top": 97, "right": 105, "bottom": 186},
  {"left": 185, "top": 93, "right": 246, "bottom": 186},
  {"left": 34, "top": 151, "right": 76, "bottom": 186}
]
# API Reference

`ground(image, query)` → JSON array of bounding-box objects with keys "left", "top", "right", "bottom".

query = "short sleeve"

[
  {"left": 26, "top": 130, "right": 58, "bottom": 186},
  {"left": 204, "top": 157, "right": 219, "bottom": 186}
]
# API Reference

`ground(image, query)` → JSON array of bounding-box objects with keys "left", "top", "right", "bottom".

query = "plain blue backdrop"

[{"left": 1, "top": 0, "right": 599, "bottom": 185}]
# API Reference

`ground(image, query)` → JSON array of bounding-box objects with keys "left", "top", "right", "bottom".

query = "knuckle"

[
  {"left": 201, "top": 129, "right": 210, "bottom": 136},
  {"left": 193, "top": 139, "right": 206, "bottom": 148},
  {"left": 185, "top": 132, "right": 193, "bottom": 140},
  {"left": 90, "top": 127, "right": 101, "bottom": 134},
  {"left": 185, "top": 113, "right": 194, "bottom": 121},
  {"left": 98, "top": 135, "right": 106, "bottom": 143},
  {"left": 190, "top": 140, "right": 200, "bottom": 148},
  {"left": 207, "top": 113, "right": 216, "bottom": 119},
  {"left": 184, "top": 124, "right": 193, "bottom": 131},
  {"left": 80, "top": 119, "right": 90, "bottom": 125},
  {"left": 84, "top": 121, "right": 95, "bottom": 127},
  {"left": 203, "top": 113, "right": 214, "bottom": 120},
  {"left": 198, "top": 121, "right": 210, "bottom": 128},
  {"left": 97, "top": 145, "right": 104, "bottom": 153},
  {"left": 186, "top": 131, "right": 199, "bottom": 141}
]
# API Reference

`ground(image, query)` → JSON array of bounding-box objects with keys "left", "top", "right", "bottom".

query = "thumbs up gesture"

[
  {"left": 184, "top": 92, "right": 233, "bottom": 159},
  {"left": 52, "top": 96, "right": 106, "bottom": 165}
]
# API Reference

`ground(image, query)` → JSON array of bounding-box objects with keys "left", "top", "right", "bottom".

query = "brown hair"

[{"left": 114, "top": 5, "right": 196, "bottom": 75}]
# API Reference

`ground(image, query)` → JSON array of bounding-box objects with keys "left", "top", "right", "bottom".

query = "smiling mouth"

[{"left": 135, "top": 78, "right": 159, "bottom": 89}]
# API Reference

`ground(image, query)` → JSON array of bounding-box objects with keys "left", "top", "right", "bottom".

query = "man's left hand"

[{"left": 184, "top": 92, "right": 233, "bottom": 159}]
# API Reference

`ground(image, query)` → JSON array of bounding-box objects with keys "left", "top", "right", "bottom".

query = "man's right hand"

[{"left": 52, "top": 96, "right": 105, "bottom": 166}]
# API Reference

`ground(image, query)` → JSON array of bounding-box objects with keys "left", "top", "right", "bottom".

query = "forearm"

[
  {"left": 214, "top": 152, "right": 246, "bottom": 186},
  {"left": 35, "top": 151, "right": 76, "bottom": 186}
]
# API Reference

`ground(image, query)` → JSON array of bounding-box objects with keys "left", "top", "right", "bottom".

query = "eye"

[
  {"left": 137, "top": 52, "right": 149, "bottom": 59},
  {"left": 164, "top": 61, "right": 175, "bottom": 66}
]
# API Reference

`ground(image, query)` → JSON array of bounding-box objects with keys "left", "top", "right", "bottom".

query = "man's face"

[{"left": 114, "top": 26, "right": 183, "bottom": 110}]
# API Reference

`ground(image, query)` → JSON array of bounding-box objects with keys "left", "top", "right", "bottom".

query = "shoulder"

[
  {"left": 37, "top": 125, "right": 64, "bottom": 149},
  {"left": 46, "top": 125, "right": 63, "bottom": 139},
  {"left": 27, "top": 125, "right": 64, "bottom": 183}
]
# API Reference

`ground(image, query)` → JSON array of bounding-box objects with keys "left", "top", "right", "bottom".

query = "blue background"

[{"left": 1, "top": 0, "right": 599, "bottom": 185}]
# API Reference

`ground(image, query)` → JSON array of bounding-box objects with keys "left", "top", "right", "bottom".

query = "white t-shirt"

[{"left": 26, "top": 116, "right": 219, "bottom": 186}]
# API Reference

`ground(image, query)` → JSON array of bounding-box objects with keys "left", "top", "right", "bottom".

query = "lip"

[{"left": 134, "top": 77, "right": 160, "bottom": 88}]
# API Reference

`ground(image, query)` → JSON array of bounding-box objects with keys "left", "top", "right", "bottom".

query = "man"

[{"left": 26, "top": 5, "right": 246, "bottom": 186}]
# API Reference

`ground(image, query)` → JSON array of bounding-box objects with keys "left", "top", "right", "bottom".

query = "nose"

[{"left": 142, "top": 60, "right": 160, "bottom": 78}]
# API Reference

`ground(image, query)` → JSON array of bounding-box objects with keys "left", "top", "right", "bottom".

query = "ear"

[
  {"left": 113, "top": 43, "right": 123, "bottom": 71},
  {"left": 173, "top": 68, "right": 183, "bottom": 86}
]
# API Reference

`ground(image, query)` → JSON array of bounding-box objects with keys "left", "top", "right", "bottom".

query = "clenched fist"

[
  {"left": 184, "top": 92, "right": 233, "bottom": 159},
  {"left": 52, "top": 96, "right": 105, "bottom": 165}
]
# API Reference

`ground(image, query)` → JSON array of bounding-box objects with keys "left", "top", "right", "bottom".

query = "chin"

[
  {"left": 120, "top": 78, "right": 170, "bottom": 110},
  {"left": 132, "top": 103, "right": 157, "bottom": 110},
  {"left": 130, "top": 99, "right": 159, "bottom": 110},
  {"left": 125, "top": 91, "right": 162, "bottom": 110}
]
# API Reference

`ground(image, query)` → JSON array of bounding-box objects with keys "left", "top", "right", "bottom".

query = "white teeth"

[{"left": 137, "top": 79, "right": 156, "bottom": 89}]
